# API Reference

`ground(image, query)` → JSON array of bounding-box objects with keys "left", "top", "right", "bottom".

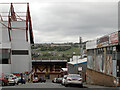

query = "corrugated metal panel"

[{"left": 112, "top": 60, "right": 117, "bottom": 77}]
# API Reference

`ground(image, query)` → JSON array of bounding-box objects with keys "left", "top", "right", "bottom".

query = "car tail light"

[
  {"left": 67, "top": 79, "right": 71, "bottom": 81},
  {"left": 79, "top": 79, "right": 82, "bottom": 81}
]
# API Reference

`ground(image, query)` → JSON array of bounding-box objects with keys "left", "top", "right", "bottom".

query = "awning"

[
  {"left": 68, "top": 58, "right": 87, "bottom": 66},
  {"left": 61, "top": 68, "right": 68, "bottom": 72}
]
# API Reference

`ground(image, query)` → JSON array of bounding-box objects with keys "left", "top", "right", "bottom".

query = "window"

[
  {"left": 12, "top": 50, "right": 29, "bottom": 55},
  {"left": 1, "top": 59, "right": 9, "bottom": 64},
  {"left": 0, "top": 49, "right": 11, "bottom": 64}
]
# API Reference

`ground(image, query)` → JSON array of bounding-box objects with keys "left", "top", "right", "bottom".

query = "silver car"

[
  {"left": 8, "top": 74, "right": 19, "bottom": 85},
  {"left": 64, "top": 74, "right": 83, "bottom": 87}
]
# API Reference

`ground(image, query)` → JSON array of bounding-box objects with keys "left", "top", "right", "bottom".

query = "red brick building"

[{"left": 30, "top": 60, "right": 67, "bottom": 80}]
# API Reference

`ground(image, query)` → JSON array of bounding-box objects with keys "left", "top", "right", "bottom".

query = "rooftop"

[
  {"left": 32, "top": 60, "right": 67, "bottom": 63},
  {"left": 68, "top": 58, "right": 87, "bottom": 65}
]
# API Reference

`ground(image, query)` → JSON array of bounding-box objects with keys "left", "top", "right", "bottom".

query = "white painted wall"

[
  {"left": 0, "top": 21, "right": 32, "bottom": 75},
  {"left": 0, "top": 23, "right": 2, "bottom": 44},
  {"left": 0, "top": 22, "right": 10, "bottom": 43},
  {"left": 11, "top": 42, "right": 29, "bottom": 50},
  {"left": 11, "top": 21, "right": 32, "bottom": 73},
  {"left": 11, "top": 21, "right": 26, "bottom": 28},
  {"left": 0, "top": 64, "right": 11, "bottom": 76},
  {"left": 0, "top": 22, "right": 12, "bottom": 76},
  {"left": 0, "top": 43, "right": 11, "bottom": 49},
  {"left": 11, "top": 56, "right": 30, "bottom": 73}
]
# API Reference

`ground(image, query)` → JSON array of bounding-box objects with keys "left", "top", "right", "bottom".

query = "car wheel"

[
  {"left": 79, "top": 84, "right": 83, "bottom": 88},
  {"left": 6, "top": 82, "right": 9, "bottom": 86},
  {"left": 65, "top": 84, "right": 68, "bottom": 87},
  {"left": 2, "top": 82, "right": 5, "bottom": 86}
]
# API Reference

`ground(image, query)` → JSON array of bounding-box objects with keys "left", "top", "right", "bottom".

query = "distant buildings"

[{"left": 50, "top": 43, "right": 72, "bottom": 47}]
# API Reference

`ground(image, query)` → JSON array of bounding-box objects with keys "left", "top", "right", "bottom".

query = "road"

[
  {"left": 2, "top": 80, "right": 85, "bottom": 88},
  {"left": 1, "top": 80, "right": 120, "bottom": 90}
]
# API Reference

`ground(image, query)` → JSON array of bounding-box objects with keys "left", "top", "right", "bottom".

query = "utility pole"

[{"left": 79, "top": 37, "right": 82, "bottom": 58}]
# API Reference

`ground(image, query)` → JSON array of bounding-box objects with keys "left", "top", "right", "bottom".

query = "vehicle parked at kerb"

[
  {"left": 52, "top": 78, "right": 57, "bottom": 83},
  {"left": 38, "top": 77, "right": 46, "bottom": 83},
  {"left": 64, "top": 74, "right": 83, "bottom": 87},
  {"left": 0, "top": 75, "right": 9, "bottom": 86},
  {"left": 8, "top": 74, "right": 19, "bottom": 85},
  {"left": 56, "top": 78, "right": 63, "bottom": 83},
  {"left": 18, "top": 77, "right": 26, "bottom": 84},
  {"left": 33, "top": 77, "right": 39, "bottom": 83},
  {"left": 62, "top": 75, "right": 67, "bottom": 85}
]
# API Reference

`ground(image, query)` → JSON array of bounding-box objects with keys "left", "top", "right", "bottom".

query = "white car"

[
  {"left": 52, "top": 78, "right": 57, "bottom": 83},
  {"left": 64, "top": 74, "right": 83, "bottom": 87},
  {"left": 62, "top": 75, "right": 67, "bottom": 85},
  {"left": 8, "top": 74, "right": 19, "bottom": 85}
]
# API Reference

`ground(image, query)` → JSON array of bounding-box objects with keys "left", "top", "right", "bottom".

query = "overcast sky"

[{"left": 0, "top": 0, "right": 119, "bottom": 43}]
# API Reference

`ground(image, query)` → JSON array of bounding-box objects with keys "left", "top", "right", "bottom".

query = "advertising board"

[
  {"left": 109, "top": 32, "right": 118, "bottom": 44},
  {"left": 86, "top": 40, "right": 97, "bottom": 49},
  {"left": 97, "top": 36, "right": 109, "bottom": 48}
]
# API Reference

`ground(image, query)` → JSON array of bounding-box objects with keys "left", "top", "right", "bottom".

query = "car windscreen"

[
  {"left": 68, "top": 75, "right": 80, "bottom": 78},
  {"left": 58, "top": 78, "right": 62, "bottom": 80}
]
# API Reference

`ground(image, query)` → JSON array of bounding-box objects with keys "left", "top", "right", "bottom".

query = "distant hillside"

[{"left": 31, "top": 43, "right": 83, "bottom": 61}]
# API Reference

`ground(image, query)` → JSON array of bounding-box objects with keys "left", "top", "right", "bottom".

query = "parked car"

[
  {"left": 64, "top": 74, "right": 83, "bottom": 87},
  {"left": 38, "top": 77, "right": 46, "bottom": 83},
  {"left": 0, "top": 76, "right": 9, "bottom": 86},
  {"left": 62, "top": 75, "right": 67, "bottom": 85},
  {"left": 33, "top": 77, "right": 39, "bottom": 83},
  {"left": 17, "top": 77, "right": 26, "bottom": 84},
  {"left": 8, "top": 74, "right": 19, "bottom": 85},
  {"left": 52, "top": 78, "right": 57, "bottom": 83},
  {"left": 56, "top": 78, "right": 63, "bottom": 83}
]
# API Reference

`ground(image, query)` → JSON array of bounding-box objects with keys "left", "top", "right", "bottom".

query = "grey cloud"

[
  {"left": 0, "top": 1, "right": 118, "bottom": 43},
  {"left": 31, "top": 2, "right": 117, "bottom": 43}
]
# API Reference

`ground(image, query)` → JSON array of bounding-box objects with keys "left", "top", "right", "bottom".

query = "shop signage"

[
  {"left": 110, "top": 32, "right": 118, "bottom": 44},
  {"left": 86, "top": 40, "right": 97, "bottom": 49},
  {"left": 97, "top": 36, "right": 109, "bottom": 47},
  {"left": 78, "top": 67, "right": 82, "bottom": 72}
]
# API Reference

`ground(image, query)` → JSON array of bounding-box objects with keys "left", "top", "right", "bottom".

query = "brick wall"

[
  {"left": 50, "top": 74, "right": 59, "bottom": 80},
  {"left": 86, "top": 68, "right": 116, "bottom": 87}
]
